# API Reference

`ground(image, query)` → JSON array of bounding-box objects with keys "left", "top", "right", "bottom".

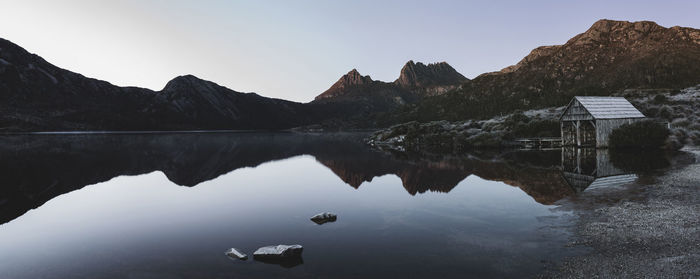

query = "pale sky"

[{"left": 1, "top": 0, "right": 698, "bottom": 102}]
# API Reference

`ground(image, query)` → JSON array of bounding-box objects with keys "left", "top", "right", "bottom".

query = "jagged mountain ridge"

[
  {"left": 312, "top": 61, "right": 468, "bottom": 115},
  {"left": 394, "top": 60, "right": 468, "bottom": 95},
  {"left": 389, "top": 19, "right": 700, "bottom": 122},
  {"left": 315, "top": 61, "right": 467, "bottom": 100}
]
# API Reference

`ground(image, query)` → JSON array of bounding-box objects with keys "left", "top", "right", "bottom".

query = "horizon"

[{"left": 1, "top": 0, "right": 699, "bottom": 102}]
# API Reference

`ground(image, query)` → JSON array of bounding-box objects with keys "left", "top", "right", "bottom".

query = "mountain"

[
  {"left": 2, "top": 19, "right": 699, "bottom": 131},
  {"left": 312, "top": 61, "right": 468, "bottom": 116},
  {"left": 0, "top": 38, "right": 159, "bottom": 131},
  {"left": 152, "top": 75, "right": 316, "bottom": 129},
  {"left": 394, "top": 60, "right": 468, "bottom": 95},
  {"left": 312, "top": 69, "right": 414, "bottom": 113},
  {"left": 0, "top": 38, "right": 318, "bottom": 131},
  {"left": 388, "top": 19, "right": 700, "bottom": 122},
  {"left": 314, "top": 69, "right": 375, "bottom": 100}
]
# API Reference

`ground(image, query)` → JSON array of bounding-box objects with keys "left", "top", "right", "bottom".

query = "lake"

[{"left": 0, "top": 132, "right": 672, "bottom": 278}]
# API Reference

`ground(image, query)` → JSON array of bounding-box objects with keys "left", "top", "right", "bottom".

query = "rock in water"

[
  {"left": 253, "top": 245, "right": 303, "bottom": 259},
  {"left": 224, "top": 248, "right": 248, "bottom": 260},
  {"left": 310, "top": 212, "right": 337, "bottom": 224}
]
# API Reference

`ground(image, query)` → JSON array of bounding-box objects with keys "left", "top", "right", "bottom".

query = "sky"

[{"left": 1, "top": 0, "right": 698, "bottom": 102}]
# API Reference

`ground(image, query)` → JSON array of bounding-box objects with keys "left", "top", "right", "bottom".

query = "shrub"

[
  {"left": 653, "top": 94, "right": 668, "bottom": 104},
  {"left": 666, "top": 129, "right": 689, "bottom": 150},
  {"left": 656, "top": 105, "right": 674, "bottom": 120},
  {"left": 690, "top": 131, "right": 700, "bottom": 146},
  {"left": 643, "top": 106, "right": 658, "bottom": 117},
  {"left": 689, "top": 123, "right": 700, "bottom": 132},
  {"left": 609, "top": 120, "right": 670, "bottom": 149},
  {"left": 503, "top": 112, "right": 530, "bottom": 125},
  {"left": 671, "top": 118, "right": 691, "bottom": 128}
]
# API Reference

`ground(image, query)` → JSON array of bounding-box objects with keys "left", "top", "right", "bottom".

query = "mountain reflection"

[{"left": 0, "top": 133, "right": 670, "bottom": 225}]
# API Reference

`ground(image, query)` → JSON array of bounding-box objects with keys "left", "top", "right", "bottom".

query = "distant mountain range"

[
  {"left": 0, "top": 39, "right": 321, "bottom": 131},
  {"left": 1, "top": 19, "right": 699, "bottom": 131},
  {"left": 312, "top": 61, "right": 467, "bottom": 112},
  {"left": 386, "top": 19, "right": 700, "bottom": 123}
]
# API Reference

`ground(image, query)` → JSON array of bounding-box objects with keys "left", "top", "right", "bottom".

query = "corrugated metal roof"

[
  {"left": 587, "top": 174, "right": 638, "bottom": 190},
  {"left": 574, "top": 96, "right": 646, "bottom": 119}
]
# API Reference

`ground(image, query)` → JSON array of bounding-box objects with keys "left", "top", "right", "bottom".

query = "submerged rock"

[
  {"left": 224, "top": 248, "right": 248, "bottom": 260},
  {"left": 253, "top": 245, "right": 303, "bottom": 259},
  {"left": 310, "top": 212, "right": 337, "bottom": 224}
]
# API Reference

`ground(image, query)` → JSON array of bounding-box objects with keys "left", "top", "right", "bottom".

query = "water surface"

[{"left": 0, "top": 133, "right": 671, "bottom": 278}]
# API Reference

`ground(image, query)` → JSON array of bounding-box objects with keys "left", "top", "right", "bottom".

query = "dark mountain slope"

[
  {"left": 0, "top": 38, "right": 318, "bottom": 131},
  {"left": 152, "top": 75, "right": 316, "bottom": 129},
  {"left": 387, "top": 19, "right": 700, "bottom": 123},
  {"left": 0, "top": 38, "right": 159, "bottom": 130}
]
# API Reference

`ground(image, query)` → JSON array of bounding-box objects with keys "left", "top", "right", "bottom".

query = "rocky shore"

[{"left": 544, "top": 148, "right": 700, "bottom": 278}]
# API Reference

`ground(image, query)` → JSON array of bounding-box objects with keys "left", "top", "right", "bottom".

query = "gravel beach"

[{"left": 544, "top": 149, "right": 700, "bottom": 278}]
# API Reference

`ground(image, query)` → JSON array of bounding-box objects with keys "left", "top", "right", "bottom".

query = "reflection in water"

[
  {"left": 608, "top": 149, "right": 671, "bottom": 172},
  {"left": 0, "top": 133, "right": 554, "bottom": 225},
  {"left": 0, "top": 133, "right": 676, "bottom": 278},
  {"left": 254, "top": 256, "right": 305, "bottom": 269},
  {"left": 561, "top": 148, "right": 637, "bottom": 192},
  {"left": 0, "top": 133, "right": 672, "bottom": 225},
  {"left": 560, "top": 148, "right": 670, "bottom": 192}
]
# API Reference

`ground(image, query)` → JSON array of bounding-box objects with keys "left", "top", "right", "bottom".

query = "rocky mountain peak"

[
  {"left": 498, "top": 19, "right": 700, "bottom": 75},
  {"left": 313, "top": 60, "right": 468, "bottom": 103},
  {"left": 394, "top": 60, "right": 467, "bottom": 88},
  {"left": 314, "top": 69, "right": 374, "bottom": 100},
  {"left": 341, "top": 69, "right": 373, "bottom": 85},
  {"left": 162, "top": 75, "right": 211, "bottom": 91},
  {"left": 569, "top": 19, "right": 667, "bottom": 46},
  {"left": 159, "top": 74, "right": 242, "bottom": 101}
]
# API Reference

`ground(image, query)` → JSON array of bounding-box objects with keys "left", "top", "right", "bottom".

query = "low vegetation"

[
  {"left": 609, "top": 120, "right": 670, "bottom": 149},
  {"left": 370, "top": 85, "right": 700, "bottom": 153},
  {"left": 368, "top": 107, "right": 563, "bottom": 153},
  {"left": 625, "top": 85, "right": 700, "bottom": 148}
]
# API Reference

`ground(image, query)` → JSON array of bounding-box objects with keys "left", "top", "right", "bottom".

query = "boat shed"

[{"left": 560, "top": 96, "right": 645, "bottom": 148}]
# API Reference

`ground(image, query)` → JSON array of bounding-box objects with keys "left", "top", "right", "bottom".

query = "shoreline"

[
  {"left": 0, "top": 129, "right": 378, "bottom": 136},
  {"left": 543, "top": 148, "right": 700, "bottom": 278}
]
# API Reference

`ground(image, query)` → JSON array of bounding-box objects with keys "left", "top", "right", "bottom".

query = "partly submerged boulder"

[
  {"left": 253, "top": 245, "right": 303, "bottom": 259},
  {"left": 310, "top": 212, "right": 337, "bottom": 224},
  {"left": 224, "top": 248, "right": 248, "bottom": 260}
]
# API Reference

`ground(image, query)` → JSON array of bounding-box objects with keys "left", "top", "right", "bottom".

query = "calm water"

[{"left": 0, "top": 133, "right": 671, "bottom": 278}]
